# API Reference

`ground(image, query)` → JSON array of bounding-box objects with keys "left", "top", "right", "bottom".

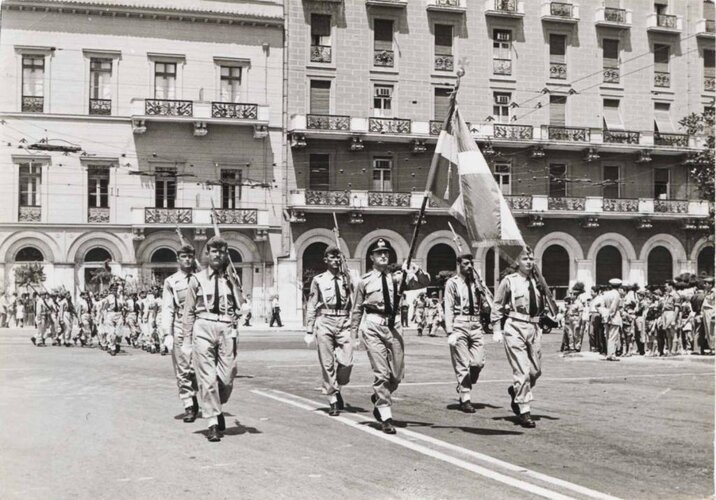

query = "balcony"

[
  {"left": 541, "top": 2, "right": 579, "bottom": 23},
  {"left": 307, "top": 114, "right": 351, "bottom": 130},
  {"left": 145, "top": 99, "right": 193, "bottom": 117},
  {"left": 88, "top": 207, "right": 110, "bottom": 223},
  {"left": 654, "top": 199, "right": 688, "bottom": 214},
  {"left": 144, "top": 207, "right": 193, "bottom": 224},
  {"left": 548, "top": 197, "right": 585, "bottom": 211},
  {"left": 211, "top": 102, "right": 259, "bottom": 120},
  {"left": 310, "top": 45, "right": 332, "bottom": 64},
  {"left": 368, "top": 191, "right": 411, "bottom": 207},
  {"left": 696, "top": 19, "right": 715, "bottom": 39},
  {"left": 654, "top": 132, "right": 689, "bottom": 147},
  {"left": 646, "top": 13, "right": 682, "bottom": 34},
  {"left": 18, "top": 206, "right": 41, "bottom": 222},
  {"left": 505, "top": 195, "right": 532, "bottom": 210},
  {"left": 705, "top": 76, "right": 715, "bottom": 93},
  {"left": 368, "top": 117, "right": 411, "bottom": 134},
  {"left": 595, "top": 7, "right": 631, "bottom": 28},
  {"left": 603, "top": 67, "right": 620, "bottom": 84},
  {"left": 493, "top": 123, "right": 533, "bottom": 141},
  {"left": 546, "top": 126, "right": 590, "bottom": 142},
  {"left": 654, "top": 72, "right": 670, "bottom": 88},
  {"left": 435, "top": 54, "right": 455, "bottom": 72},
  {"left": 602, "top": 198, "right": 639, "bottom": 213},
  {"left": 89, "top": 98, "right": 111, "bottom": 116},
  {"left": 21, "top": 96, "right": 43, "bottom": 113},
  {"left": 549, "top": 62, "right": 567, "bottom": 80},
  {"left": 485, "top": 0, "right": 525, "bottom": 18},
  {"left": 493, "top": 58, "right": 512, "bottom": 76},
  {"left": 211, "top": 209, "right": 258, "bottom": 225},
  {"left": 374, "top": 49, "right": 394, "bottom": 67},
  {"left": 603, "top": 130, "right": 640, "bottom": 145},
  {"left": 426, "top": 0, "right": 466, "bottom": 13},
  {"left": 365, "top": 0, "right": 407, "bottom": 7}
]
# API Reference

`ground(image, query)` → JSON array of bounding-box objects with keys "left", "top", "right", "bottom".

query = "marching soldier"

[
  {"left": 105, "top": 284, "right": 126, "bottom": 356},
  {"left": 443, "top": 253, "right": 487, "bottom": 413},
  {"left": 304, "top": 246, "right": 354, "bottom": 417},
  {"left": 162, "top": 244, "right": 199, "bottom": 423},
  {"left": 183, "top": 236, "right": 242, "bottom": 442},
  {"left": 412, "top": 293, "right": 427, "bottom": 337},
  {"left": 350, "top": 239, "right": 430, "bottom": 434},
  {"left": 601, "top": 278, "right": 623, "bottom": 361},
  {"left": 77, "top": 291, "right": 93, "bottom": 346},
  {"left": 31, "top": 292, "right": 51, "bottom": 346},
  {"left": 491, "top": 248, "right": 546, "bottom": 429},
  {"left": 702, "top": 277, "right": 715, "bottom": 353},
  {"left": 125, "top": 293, "right": 142, "bottom": 347}
]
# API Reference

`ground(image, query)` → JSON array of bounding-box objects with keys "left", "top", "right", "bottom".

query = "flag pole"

[{"left": 398, "top": 67, "right": 464, "bottom": 295}]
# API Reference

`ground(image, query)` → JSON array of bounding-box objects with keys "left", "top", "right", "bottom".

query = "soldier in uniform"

[
  {"left": 350, "top": 239, "right": 430, "bottom": 434},
  {"left": 77, "top": 291, "right": 93, "bottom": 347},
  {"left": 601, "top": 278, "right": 623, "bottom": 361},
  {"left": 125, "top": 293, "right": 142, "bottom": 348},
  {"left": 304, "top": 246, "right": 354, "bottom": 417},
  {"left": 443, "top": 253, "right": 487, "bottom": 413},
  {"left": 162, "top": 244, "right": 199, "bottom": 423},
  {"left": 412, "top": 293, "right": 427, "bottom": 337},
  {"left": 31, "top": 292, "right": 51, "bottom": 346},
  {"left": 702, "top": 277, "right": 715, "bottom": 354},
  {"left": 661, "top": 280, "right": 682, "bottom": 355},
  {"left": 491, "top": 248, "right": 545, "bottom": 429},
  {"left": 105, "top": 284, "right": 127, "bottom": 356},
  {"left": 183, "top": 236, "right": 242, "bottom": 442}
]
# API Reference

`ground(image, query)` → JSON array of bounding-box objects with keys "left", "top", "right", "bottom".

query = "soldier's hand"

[
  {"left": 493, "top": 329, "right": 503, "bottom": 344},
  {"left": 163, "top": 334, "right": 174, "bottom": 351},
  {"left": 303, "top": 332, "right": 315, "bottom": 347},
  {"left": 447, "top": 332, "right": 458, "bottom": 347}
]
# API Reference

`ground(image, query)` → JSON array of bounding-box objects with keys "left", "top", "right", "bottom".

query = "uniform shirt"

[
  {"left": 661, "top": 290, "right": 681, "bottom": 311},
  {"left": 601, "top": 289, "right": 622, "bottom": 326},
  {"left": 443, "top": 274, "right": 483, "bottom": 332},
  {"left": 182, "top": 267, "right": 241, "bottom": 336},
  {"left": 77, "top": 298, "right": 91, "bottom": 316},
  {"left": 490, "top": 272, "right": 544, "bottom": 326},
  {"left": 305, "top": 271, "right": 351, "bottom": 332},
  {"left": 350, "top": 267, "right": 430, "bottom": 335},
  {"left": 105, "top": 294, "right": 126, "bottom": 313},
  {"left": 161, "top": 270, "right": 194, "bottom": 336}
]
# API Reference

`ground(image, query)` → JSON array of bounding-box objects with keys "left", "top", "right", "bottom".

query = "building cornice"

[{"left": 3, "top": 0, "right": 284, "bottom": 28}]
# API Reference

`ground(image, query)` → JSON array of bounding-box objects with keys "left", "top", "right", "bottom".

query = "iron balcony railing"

[
  {"left": 705, "top": 76, "right": 715, "bottom": 92},
  {"left": 211, "top": 102, "right": 258, "bottom": 119},
  {"left": 494, "top": 124, "right": 533, "bottom": 140},
  {"left": 368, "top": 117, "right": 411, "bottom": 134},
  {"left": 654, "top": 199, "right": 688, "bottom": 213},
  {"left": 505, "top": 195, "right": 532, "bottom": 210},
  {"left": 550, "top": 2, "right": 573, "bottom": 17},
  {"left": 144, "top": 207, "right": 193, "bottom": 224},
  {"left": 603, "top": 130, "right": 640, "bottom": 145},
  {"left": 18, "top": 206, "right": 41, "bottom": 222},
  {"left": 88, "top": 207, "right": 110, "bottom": 223},
  {"left": 493, "top": 0, "right": 516, "bottom": 12},
  {"left": 547, "top": 126, "right": 590, "bottom": 142},
  {"left": 305, "top": 190, "right": 350, "bottom": 206},
  {"left": 604, "top": 7, "right": 627, "bottom": 23},
  {"left": 374, "top": 49, "right": 394, "bottom": 67},
  {"left": 706, "top": 19, "right": 715, "bottom": 33},
  {"left": 89, "top": 98, "right": 111, "bottom": 116},
  {"left": 603, "top": 198, "right": 639, "bottom": 212},
  {"left": 435, "top": 54, "right": 454, "bottom": 71},
  {"left": 548, "top": 197, "right": 586, "bottom": 211},
  {"left": 367, "top": 192, "right": 412, "bottom": 207},
  {"left": 657, "top": 14, "right": 677, "bottom": 28},
  {"left": 310, "top": 45, "right": 332, "bottom": 64},
  {"left": 212, "top": 209, "right": 258, "bottom": 224},
  {"left": 145, "top": 99, "right": 193, "bottom": 117},
  {"left": 22, "top": 96, "right": 43, "bottom": 113},
  {"left": 306, "top": 114, "right": 351, "bottom": 130},
  {"left": 654, "top": 132, "right": 689, "bottom": 147}
]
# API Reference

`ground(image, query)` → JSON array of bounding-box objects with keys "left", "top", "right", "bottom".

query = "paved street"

[{"left": 0, "top": 327, "right": 713, "bottom": 500}]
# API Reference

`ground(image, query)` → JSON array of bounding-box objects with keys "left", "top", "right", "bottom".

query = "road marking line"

[
  {"left": 252, "top": 388, "right": 616, "bottom": 500},
  {"left": 348, "top": 371, "right": 710, "bottom": 389}
]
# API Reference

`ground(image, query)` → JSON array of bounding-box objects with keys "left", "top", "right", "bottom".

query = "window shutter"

[
  {"left": 654, "top": 103, "right": 675, "bottom": 133},
  {"left": 374, "top": 19, "right": 393, "bottom": 51},
  {"left": 310, "top": 80, "right": 331, "bottom": 114},
  {"left": 654, "top": 44, "right": 670, "bottom": 72},
  {"left": 550, "top": 95, "right": 566, "bottom": 126},
  {"left": 602, "top": 99, "right": 623, "bottom": 130},
  {"left": 311, "top": 14, "right": 331, "bottom": 37},
  {"left": 434, "top": 87, "right": 451, "bottom": 121},
  {"left": 550, "top": 34, "right": 566, "bottom": 63},
  {"left": 603, "top": 39, "right": 619, "bottom": 66},
  {"left": 435, "top": 24, "right": 453, "bottom": 55}
]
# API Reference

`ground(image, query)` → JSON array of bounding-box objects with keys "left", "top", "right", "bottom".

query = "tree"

[
  {"left": 679, "top": 108, "right": 715, "bottom": 201},
  {"left": 14, "top": 262, "right": 46, "bottom": 294}
]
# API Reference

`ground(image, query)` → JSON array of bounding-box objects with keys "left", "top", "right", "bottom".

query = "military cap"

[
  {"left": 324, "top": 245, "right": 342, "bottom": 257},
  {"left": 608, "top": 278, "right": 622, "bottom": 287},
  {"left": 704, "top": 277, "right": 715, "bottom": 284},
  {"left": 571, "top": 281, "right": 585, "bottom": 293},
  {"left": 371, "top": 238, "right": 392, "bottom": 254}
]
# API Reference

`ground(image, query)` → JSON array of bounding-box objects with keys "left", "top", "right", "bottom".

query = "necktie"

[
  {"left": 381, "top": 272, "right": 393, "bottom": 318},
  {"left": 211, "top": 274, "right": 221, "bottom": 314},
  {"left": 528, "top": 279, "right": 538, "bottom": 317},
  {"left": 334, "top": 276, "right": 342, "bottom": 310},
  {"left": 467, "top": 280, "right": 475, "bottom": 316},
  {"left": 114, "top": 296, "right": 118, "bottom": 312}
]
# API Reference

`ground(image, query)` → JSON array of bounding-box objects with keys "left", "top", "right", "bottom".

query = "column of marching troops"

[{"left": 12, "top": 235, "right": 711, "bottom": 441}]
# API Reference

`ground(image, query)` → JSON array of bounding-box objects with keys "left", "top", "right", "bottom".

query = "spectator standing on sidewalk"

[{"left": 270, "top": 294, "right": 283, "bottom": 327}]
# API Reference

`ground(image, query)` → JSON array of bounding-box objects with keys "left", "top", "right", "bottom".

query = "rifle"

[
  {"left": 175, "top": 225, "right": 201, "bottom": 271},
  {"left": 332, "top": 212, "right": 354, "bottom": 296},
  {"left": 209, "top": 199, "right": 244, "bottom": 308},
  {"left": 447, "top": 222, "right": 495, "bottom": 311},
  {"left": 525, "top": 246, "right": 559, "bottom": 319}
]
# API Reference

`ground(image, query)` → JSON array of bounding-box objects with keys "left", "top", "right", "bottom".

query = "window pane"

[
  {"left": 603, "top": 166, "right": 619, "bottom": 198},
  {"left": 310, "top": 80, "right": 331, "bottom": 114},
  {"left": 309, "top": 154, "right": 330, "bottom": 190},
  {"left": 435, "top": 24, "right": 453, "bottom": 55},
  {"left": 654, "top": 44, "right": 669, "bottom": 72},
  {"left": 434, "top": 87, "right": 451, "bottom": 121},
  {"left": 550, "top": 34, "right": 566, "bottom": 57},
  {"left": 550, "top": 95, "right": 566, "bottom": 126},
  {"left": 549, "top": 164, "right": 566, "bottom": 197}
]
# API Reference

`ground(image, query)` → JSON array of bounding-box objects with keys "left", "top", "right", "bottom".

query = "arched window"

[
  {"left": 647, "top": 246, "right": 673, "bottom": 285},
  {"left": 229, "top": 249, "right": 243, "bottom": 264},
  {"left": 15, "top": 246, "right": 44, "bottom": 262},
  {"left": 303, "top": 242, "right": 328, "bottom": 300},
  {"left": 151, "top": 248, "right": 177, "bottom": 263},
  {"left": 698, "top": 246, "right": 714, "bottom": 278},
  {"left": 364, "top": 240, "right": 397, "bottom": 271},
  {"left": 542, "top": 245, "right": 569, "bottom": 300},
  {"left": 84, "top": 247, "right": 112, "bottom": 262},
  {"left": 484, "top": 248, "right": 511, "bottom": 292},
  {"left": 596, "top": 245, "right": 622, "bottom": 285},
  {"left": 427, "top": 243, "right": 456, "bottom": 292}
]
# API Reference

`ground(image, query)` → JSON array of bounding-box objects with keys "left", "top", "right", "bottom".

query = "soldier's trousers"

[
  {"left": 362, "top": 315, "right": 404, "bottom": 408},
  {"left": 590, "top": 314, "right": 602, "bottom": 353},
  {"left": 502, "top": 319, "right": 541, "bottom": 405},
  {"left": 704, "top": 312, "right": 715, "bottom": 350},
  {"left": 662, "top": 311, "right": 678, "bottom": 353},
  {"left": 449, "top": 318, "right": 485, "bottom": 395},
  {"left": 34, "top": 316, "right": 49, "bottom": 342},
  {"left": 193, "top": 318, "right": 237, "bottom": 419},
  {"left": 315, "top": 315, "right": 353, "bottom": 397},
  {"left": 125, "top": 313, "right": 141, "bottom": 340},
  {"left": 606, "top": 323, "right": 620, "bottom": 358},
  {"left": 79, "top": 314, "right": 92, "bottom": 340},
  {"left": 171, "top": 319, "right": 196, "bottom": 403},
  {"left": 106, "top": 312, "right": 123, "bottom": 349}
]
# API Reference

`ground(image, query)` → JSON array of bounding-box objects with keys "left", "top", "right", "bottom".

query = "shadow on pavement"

[
  {"left": 446, "top": 403, "right": 501, "bottom": 411},
  {"left": 429, "top": 425, "right": 523, "bottom": 436},
  {"left": 492, "top": 414, "right": 560, "bottom": 425},
  {"left": 192, "top": 419, "right": 262, "bottom": 437}
]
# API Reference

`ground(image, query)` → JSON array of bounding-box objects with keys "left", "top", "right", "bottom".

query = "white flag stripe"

[{"left": 436, "top": 130, "right": 459, "bottom": 165}]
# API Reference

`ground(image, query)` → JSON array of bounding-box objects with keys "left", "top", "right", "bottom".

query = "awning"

[{"left": 654, "top": 106, "right": 675, "bottom": 133}]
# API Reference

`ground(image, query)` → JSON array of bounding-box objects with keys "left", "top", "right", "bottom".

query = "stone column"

[
  {"left": 629, "top": 260, "right": 646, "bottom": 286},
  {"left": 575, "top": 259, "right": 593, "bottom": 288}
]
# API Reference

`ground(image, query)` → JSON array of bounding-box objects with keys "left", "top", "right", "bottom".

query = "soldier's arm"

[
  {"left": 404, "top": 264, "right": 431, "bottom": 291},
  {"left": 161, "top": 279, "right": 175, "bottom": 337},
  {"left": 181, "top": 280, "right": 198, "bottom": 339},
  {"left": 350, "top": 279, "right": 366, "bottom": 337},
  {"left": 305, "top": 277, "right": 320, "bottom": 334},
  {"left": 490, "top": 279, "right": 511, "bottom": 330},
  {"left": 444, "top": 280, "right": 456, "bottom": 334}
]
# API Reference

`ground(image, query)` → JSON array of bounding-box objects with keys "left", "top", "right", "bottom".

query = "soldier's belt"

[
  {"left": 455, "top": 314, "right": 481, "bottom": 322},
  {"left": 196, "top": 312, "right": 234, "bottom": 323},
  {"left": 320, "top": 309, "right": 349, "bottom": 317},
  {"left": 366, "top": 313, "right": 394, "bottom": 326},
  {"left": 507, "top": 312, "right": 540, "bottom": 324}
]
